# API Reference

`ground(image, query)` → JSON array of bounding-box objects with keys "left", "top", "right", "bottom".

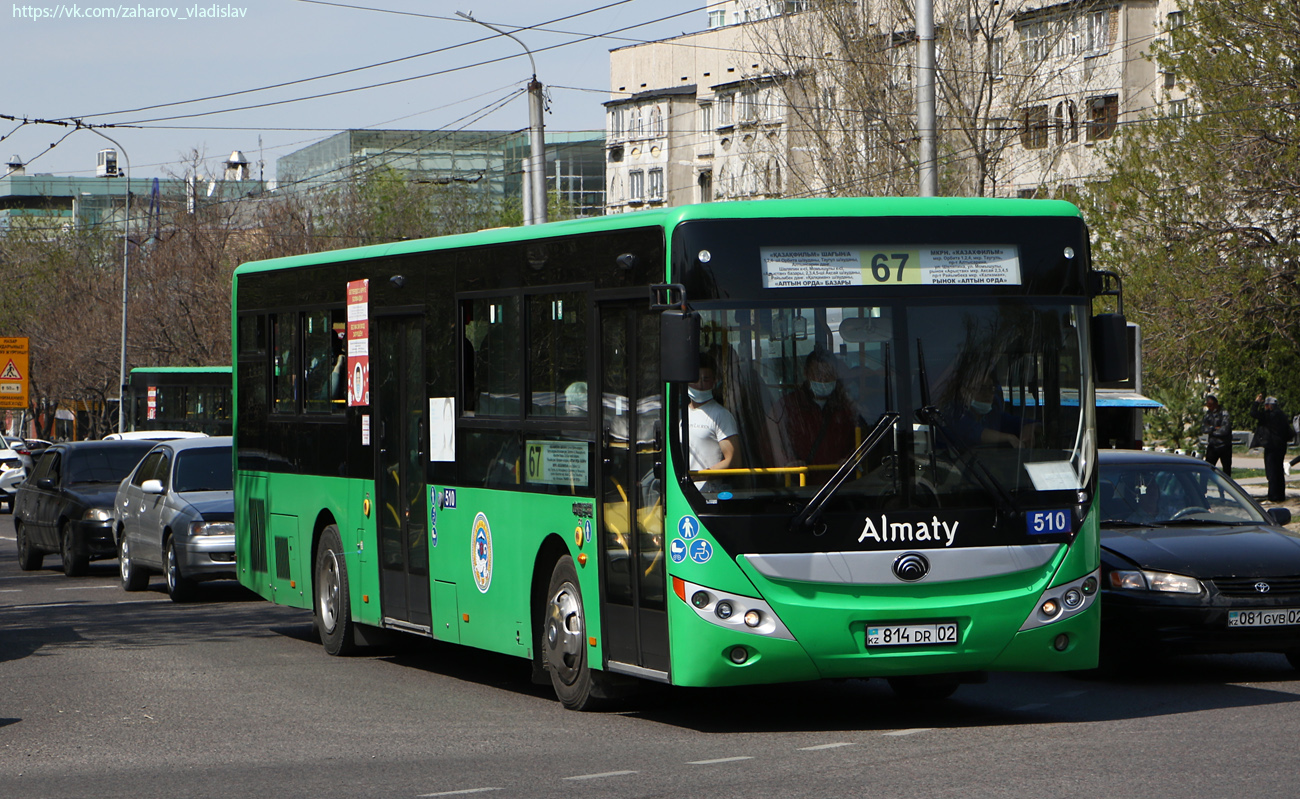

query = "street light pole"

[
  {"left": 84, "top": 126, "right": 131, "bottom": 434},
  {"left": 916, "top": 0, "right": 938, "bottom": 197},
  {"left": 457, "top": 10, "right": 547, "bottom": 225}
]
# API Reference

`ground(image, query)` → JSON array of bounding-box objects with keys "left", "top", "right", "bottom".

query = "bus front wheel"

[
  {"left": 542, "top": 555, "right": 604, "bottom": 710},
  {"left": 315, "top": 525, "right": 356, "bottom": 656}
]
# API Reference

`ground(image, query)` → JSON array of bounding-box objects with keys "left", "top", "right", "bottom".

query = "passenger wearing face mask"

[
  {"left": 687, "top": 354, "right": 740, "bottom": 492},
  {"left": 771, "top": 348, "right": 862, "bottom": 481},
  {"left": 948, "top": 372, "right": 1036, "bottom": 449}
]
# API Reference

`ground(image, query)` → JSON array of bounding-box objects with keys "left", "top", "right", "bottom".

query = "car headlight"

[
  {"left": 190, "top": 521, "right": 235, "bottom": 537},
  {"left": 83, "top": 508, "right": 113, "bottom": 522},
  {"left": 1109, "top": 569, "right": 1203, "bottom": 595}
]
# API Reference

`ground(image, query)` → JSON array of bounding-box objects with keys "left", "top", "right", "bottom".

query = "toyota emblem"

[
  {"left": 893, "top": 552, "right": 931, "bottom": 582},
  {"left": 1255, "top": 582, "right": 1271, "bottom": 593}
]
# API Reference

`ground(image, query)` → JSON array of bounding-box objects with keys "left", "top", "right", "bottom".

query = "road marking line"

[
  {"left": 564, "top": 770, "right": 638, "bottom": 781},
  {"left": 688, "top": 756, "right": 755, "bottom": 765},
  {"left": 417, "top": 788, "right": 502, "bottom": 797},
  {"left": 799, "top": 742, "right": 855, "bottom": 751},
  {"left": 55, "top": 585, "right": 118, "bottom": 591},
  {"left": 0, "top": 589, "right": 22, "bottom": 593},
  {"left": 883, "top": 728, "right": 932, "bottom": 737}
]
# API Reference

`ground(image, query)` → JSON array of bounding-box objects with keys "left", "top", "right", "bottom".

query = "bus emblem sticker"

[{"left": 472, "top": 512, "right": 493, "bottom": 593}]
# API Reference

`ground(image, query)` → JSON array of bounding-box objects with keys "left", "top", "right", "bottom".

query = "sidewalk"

[{"left": 1221, "top": 453, "right": 1300, "bottom": 502}]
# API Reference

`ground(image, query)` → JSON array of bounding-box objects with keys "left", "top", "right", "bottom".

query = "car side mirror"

[
  {"left": 1268, "top": 507, "right": 1291, "bottom": 526},
  {"left": 141, "top": 479, "right": 164, "bottom": 495},
  {"left": 36, "top": 477, "right": 55, "bottom": 490}
]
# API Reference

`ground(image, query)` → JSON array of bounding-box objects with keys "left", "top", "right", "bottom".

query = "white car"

[
  {"left": 103, "top": 431, "right": 209, "bottom": 441},
  {"left": 0, "top": 464, "right": 26, "bottom": 512}
]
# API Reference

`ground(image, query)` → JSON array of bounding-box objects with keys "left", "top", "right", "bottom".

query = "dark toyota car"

[
  {"left": 14, "top": 440, "right": 155, "bottom": 576},
  {"left": 1098, "top": 449, "right": 1300, "bottom": 667}
]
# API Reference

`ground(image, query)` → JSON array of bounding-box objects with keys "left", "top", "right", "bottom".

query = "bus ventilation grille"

[
  {"left": 274, "top": 536, "right": 292, "bottom": 581},
  {"left": 248, "top": 498, "right": 268, "bottom": 573}
]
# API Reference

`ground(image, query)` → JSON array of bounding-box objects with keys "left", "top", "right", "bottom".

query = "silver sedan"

[{"left": 113, "top": 436, "right": 235, "bottom": 601}]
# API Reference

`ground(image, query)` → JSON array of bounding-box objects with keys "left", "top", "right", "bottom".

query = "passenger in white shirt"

[{"left": 687, "top": 355, "right": 740, "bottom": 492}]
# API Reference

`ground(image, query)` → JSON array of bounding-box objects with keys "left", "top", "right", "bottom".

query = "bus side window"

[
  {"left": 303, "top": 308, "right": 346, "bottom": 414},
  {"left": 528, "top": 292, "right": 588, "bottom": 418},
  {"left": 271, "top": 312, "right": 298, "bottom": 414},
  {"left": 464, "top": 297, "right": 521, "bottom": 417}
]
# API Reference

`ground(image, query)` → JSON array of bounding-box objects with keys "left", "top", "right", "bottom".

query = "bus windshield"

[{"left": 681, "top": 299, "right": 1092, "bottom": 514}]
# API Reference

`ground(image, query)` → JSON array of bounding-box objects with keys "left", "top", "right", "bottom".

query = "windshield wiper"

[
  {"left": 916, "top": 404, "right": 1022, "bottom": 521},
  {"left": 790, "top": 412, "right": 899, "bottom": 533}
]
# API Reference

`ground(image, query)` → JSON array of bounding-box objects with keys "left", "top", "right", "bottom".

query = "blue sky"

[{"left": 5, "top": 0, "right": 707, "bottom": 180}]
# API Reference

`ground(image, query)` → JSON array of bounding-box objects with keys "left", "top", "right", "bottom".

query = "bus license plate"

[
  {"left": 1228, "top": 609, "right": 1300, "bottom": 628},
  {"left": 867, "top": 622, "right": 958, "bottom": 647}
]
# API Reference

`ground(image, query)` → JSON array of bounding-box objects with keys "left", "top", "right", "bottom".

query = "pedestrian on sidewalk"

[
  {"left": 1202, "top": 394, "right": 1233, "bottom": 475},
  {"left": 1250, "top": 394, "right": 1293, "bottom": 502}
]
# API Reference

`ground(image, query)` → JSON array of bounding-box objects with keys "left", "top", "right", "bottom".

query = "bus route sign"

[{"left": 0, "top": 337, "right": 29, "bottom": 410}]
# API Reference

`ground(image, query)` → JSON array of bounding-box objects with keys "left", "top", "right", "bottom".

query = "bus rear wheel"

[
  {"left": 315, "top": 525, "right": 355, "bottom": 656},
  {"left": 542, "top": 555, "right": 605, "bottom": 710}
]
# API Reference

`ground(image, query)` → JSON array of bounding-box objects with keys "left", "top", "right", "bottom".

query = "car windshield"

[
  {"left": 67, "top": 446, "right": 152, "bottom": 484},
  {"left": 173, "top": 446, "right": 233, "bottom": 493},
  {"left": 1099, "top": 461, "right": 1268, "bottom": 526},
  {"left": 682, "top": 300, "right": 1091, "bottom": 514}
]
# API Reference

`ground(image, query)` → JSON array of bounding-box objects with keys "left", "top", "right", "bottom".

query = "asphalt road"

[{"left": 4, "top": 514, "right": 1300, "bottom": 799}]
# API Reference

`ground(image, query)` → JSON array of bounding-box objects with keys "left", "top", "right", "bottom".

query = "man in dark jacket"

[
  {"left": 1250, "top": 395, "right": 1292, "bottom": 502},
  {"left": 1202, "top": 394, "right": 1233, "bottom": 475}
]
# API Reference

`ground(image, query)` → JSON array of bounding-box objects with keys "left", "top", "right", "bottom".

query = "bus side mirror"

[
  {"left": 660, "top": 310, "right": 701, "bottom": 383},
  {"left": 1092, "top": 313, "right": 1129, "bottom": 384}
]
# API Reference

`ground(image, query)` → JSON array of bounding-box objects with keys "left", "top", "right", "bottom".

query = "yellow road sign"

[{"left": 0, "top": 337, "right": 30, "bottom": 410}]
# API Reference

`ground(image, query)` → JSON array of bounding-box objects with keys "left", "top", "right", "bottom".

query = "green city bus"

[
  {"left": 126, "top": 366, "right": 232, "bottom": 435},
  {"left": 232, "top": 197, "right": 1126, "bottom": 708}
]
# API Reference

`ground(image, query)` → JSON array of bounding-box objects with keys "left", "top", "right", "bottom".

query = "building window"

[
  {"left": 607, "top": 145, "right": 623, "bottom": 163},
  {"left": 1019, "top": 19, "right": 1049, "bottom": 63},
  {"left": 1086, "top": 95, "right": 1118, "bottom": 141},
  {"left": 708, "top": 8, "right": 726, "bottom": 28},
  {"left": 1084, "top": 10, "right": 1110, "bottom": 53},
  {"left": 699, "top": 103, "right": 712, "bottom": 134},
  {"left": 1054, "top": 99, "right": 1077, "bottom": 145},
  {"left": 610, "top": 107, "right": 624, "bottom": 139},
  {"left": 718, "top": 93, "right": 734, "bottom": 126},
  {"left": 649, "top": 106, "right": 664, "bottom": 138},
  {"left": 629, "top": 170, "right": 645, "bottom": 201},
  {"left": 698, "top": 171, "right": 713, "bottom": 203},
  {"left": 1020, "top": 105, "right": 1049, "bottom": 149},
  {"left": 739, "top": 88, "right": 758, "bottom": 123},
  {"left": 990, "top": 37, "right": 1004, "bottom": 79},
  {"left": 648, "top": 168, "right": 664, "bottom": 200}
]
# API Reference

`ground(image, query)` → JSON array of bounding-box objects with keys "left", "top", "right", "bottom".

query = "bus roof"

[{"left": 232, "top": 196, "right": 1083, "bottom": 277}]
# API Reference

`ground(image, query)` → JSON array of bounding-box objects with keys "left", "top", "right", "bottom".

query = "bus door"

[
  {"left": 373, "top": 314, "right": 432, "bottom": 633},
  {"left": 598, "top": 302, "right": 669, "bottom": 678}
]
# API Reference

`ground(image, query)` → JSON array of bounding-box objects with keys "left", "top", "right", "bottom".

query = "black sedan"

[
  {"left": 14, "top": 440, "right": 155, "bottom": 576},
  {"left": 1098, "top": 449, "right": 1300, "bottom": 668}
]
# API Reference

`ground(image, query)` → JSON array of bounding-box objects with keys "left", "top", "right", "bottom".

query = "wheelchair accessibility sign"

[{"left": 688, "top": 539, "right": 713, "bottom": 564}]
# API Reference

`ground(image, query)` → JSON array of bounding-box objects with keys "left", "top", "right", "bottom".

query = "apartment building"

[{"left": 606, "top": 0, "right": 1187, "bottom": 209}]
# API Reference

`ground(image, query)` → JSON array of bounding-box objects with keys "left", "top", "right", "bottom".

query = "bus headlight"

[
  {"left": 672, "top": 576, "right": 794, "bottom": 640},
  {"left": 1020, "top": 569, "right": 1100, "bottom": 631}
]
